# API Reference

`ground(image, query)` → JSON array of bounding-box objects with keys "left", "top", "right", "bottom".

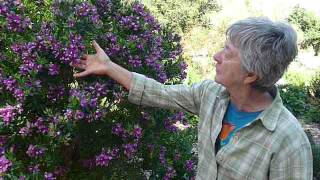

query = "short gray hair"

[{"left": 226, "top": 17, "right": 298, "bottom": 91}]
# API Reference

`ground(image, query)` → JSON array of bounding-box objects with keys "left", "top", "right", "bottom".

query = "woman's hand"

[{"left": 72, "top": 40, "right": 111, "bottom": 78}]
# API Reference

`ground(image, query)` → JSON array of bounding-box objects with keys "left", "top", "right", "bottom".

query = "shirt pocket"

[{"left": 217, "top": 136, "right": 271, "bottom": 180}]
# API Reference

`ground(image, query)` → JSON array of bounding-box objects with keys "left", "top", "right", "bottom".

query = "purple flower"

[
  {"left": 184, "top": 160, "right": 194, "bottom": 172},
  {"left": 75, "top": 2, "right": 91, "bottom": 17},
  {"left": 26, "top": 144, "right": 45, "bottom": 158},
  {"left": 95, "top": 151, "right": 112, "bottom": 167},
  {"left": 59, "top": 33, "right": 84, "bottom": 64},
  {"left": 75, "top": 110, "right": 85, "bottom": 120},
  {"left": 19, "top": 122, "right": 32, "bottom": 136},
  {"left": 2, "top": 77, "right": 17, "bottom": 91},
  {"left": 159, "top": 146, "right": 166, "bottom": 165},
  {"left": 93, "top": 109, "right": 103, "bottom": 120},
  {"left": 47, "top": 85, "right": 65, "bottom": 102},
  {"left": 119, "top": 15, "right": 140, "bottom": 31},
  {"left": 122, "top": 143, "right": 138, "bottom": 159},
  {"left": 95, "top": 0, "right": 112, "bottom": 16},
  {"left": 33, "top": 117, "right": 49, "bottom": 134},
  {"left": 0, "top": 147, "right": 4, "bottom": 155},
  {"left": 111, "top": 123, "right": 124, "bottom": 137},
  {"left": 111, "top": 148, "right": 119, "bottom": 158},
  {"left": 6, "top": 13, "right": 31, "bottom": 32},
  {"left": 28, "top": 164, "right": 40, "bottom": 174},
  {"left": 75, "top": 2, "right": 101, "bottom": 25},
  {"left": 0, "top": 2, "right": 9, "bottom": 16},
  {"left": 157, "top": 71, "right": 167, "bottom": 83},
  {"left": 67, "top": 18, "right": 75, "bottom": 27},
  {"left": 132, "top": 127, "right": 142, "bottom": 140},
  {"left": 48, "top": 63, "right": 59, "bottom": 75},
  {"left": 178, "top": 61, "right": 188, "bottom": 79},
  {"left": 44, "top": 172, "right": 56, "bottom": 180},
  {"left": 0, "top": 105, "right": 16, "bottom": 125},
  {"left": 163, "top": 167, "right": 176, "bottom": 180},
  {"left": 128, "top": 55, "right": 142, "bottom": 68},
  {"left": 0, "top": 155, "right": 12, "bottom": 173},
  {"left": 64, "top": 109, "right": 73, "bottom": 120},
  {"left": 80, "top": 97, "right": 88, "bottom": 108}
]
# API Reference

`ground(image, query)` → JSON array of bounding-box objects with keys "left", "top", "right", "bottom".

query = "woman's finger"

[
  {"left": 70, "top": 62, "right": 86, "bottom": 69},
  {"left": 74, "top": 70, "right": 90, "bottom": 78},
  {"left": 92, "top": 40, "right": 103, "bottom": 53}
]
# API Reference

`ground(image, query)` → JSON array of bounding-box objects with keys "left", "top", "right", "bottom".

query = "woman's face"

[{"left": 213, "top": 41, "right": 248, "bottom": 89}]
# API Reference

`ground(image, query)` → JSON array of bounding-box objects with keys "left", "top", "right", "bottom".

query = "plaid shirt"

[{"left": 128, "top": 72, "right": 313, "bottom": 180}]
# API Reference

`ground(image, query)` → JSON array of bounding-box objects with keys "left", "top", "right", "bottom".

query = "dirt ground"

[{"left": 303, "top": 123, "right": 320, "bottom": 144}]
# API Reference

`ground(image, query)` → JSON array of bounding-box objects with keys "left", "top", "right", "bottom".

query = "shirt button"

[
  {"left": 233, "top": 135, "right": 239, "bottom": 141},
  {"left": 217, "top": 155, "right": 223, "bottom": 162}
]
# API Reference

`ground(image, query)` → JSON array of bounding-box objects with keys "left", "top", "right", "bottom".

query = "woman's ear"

[{"left": 244, "top": 72, "right": 258, "bottom": 84}]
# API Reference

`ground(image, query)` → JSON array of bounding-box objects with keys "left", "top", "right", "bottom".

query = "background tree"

[{"left": 288, "top": 6, "right": 320, "bottom": 56}]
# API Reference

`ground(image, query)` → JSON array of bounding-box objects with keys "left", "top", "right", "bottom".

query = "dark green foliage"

[
  {"left": 279, "top": 84, "right": 320, "bottom": 123},
  {"left": 310, "top": 71, "right": 320, "bottom": 99}
]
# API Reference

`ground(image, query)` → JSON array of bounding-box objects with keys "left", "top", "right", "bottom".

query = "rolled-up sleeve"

[{"left": 128, "top": 72, "right": 210, "bottom": 115}]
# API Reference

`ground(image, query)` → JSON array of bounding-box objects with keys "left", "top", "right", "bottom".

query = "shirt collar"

[
  {"left": 219, "top": 85, "right": 282, "bottom": 131},
  {"left": 256, "top": 86, "right": 282, "bottom": 131}
]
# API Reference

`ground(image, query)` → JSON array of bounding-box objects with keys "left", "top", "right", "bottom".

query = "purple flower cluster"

[
  {"left": 34, "top": 23, "right": 85, "bottom": 65},
  {"left": 28, "top": 164, "right": 40, "bottom": 174},
  {"left": 60, "top": 33, "right": 85, "bottom": 64},
  {"left": 163, "top": 167, "right": 176, "bottom": 180},
  {"left": 0, "top": 105, "right": 17, "bottom": 125},
  {"left": 0, "top": 0, "right": 191, "bottom": 178},
  {"left": 48, "top": 63, "right": 59, "bottom": 75},
  {"left": 95, "top": 147, "right": 119, "bottom": 167},
  {"left": 164, "top": 112, "right": 185, "bottom": 133},
  {"left": 159, "top": 146, "right": 166, "bottom": 165},
  {"left": 26, "top": 144, "right": 45, "bottom": 158},
  {"left": 95, "top": 151, "right": 112, "bottom": 166},
  {"left": 69, "top": 83, "right": 107, "bottom": 122},
  {"left": 132, "top": 127, "right": 142, "bottom": 140},
  {"left": 75, "top": 2, "right": 101, "bottom": 25},
  {"left": 0, "top": 2, "right": 9, "bottom": 16},
  {"left": 94, "top": 0, "right": 112, "bottom": 17},
  {"left": 132, "top": 3, "right": 160, "bottom": 31},
  {"left": 101, "top": 33, "right": 121, "bottom": 57},
  {"left": 122, "top": 143, "right": 138, "bottom": 159},
  {"left": 111, "top": 123, "right": 124, "bottom": 137},
  {"left": 184, "top": 160, "right": 194, "bottom": 172},
  {"left": 178, "top": 61, "right": 188, "bottom": 79},
  {"left": 1, "top": 1, "right": 31, "bottom": 32},
  {"left": 47, "top": 85, "right": 65, "bottom": 102},
  {"left": 0, "top": 155, "right": 12, "bottom": 173},
  {"left": 33, "top": 117, "right": 49, "bottom": 135},
  {"left": 6, "top": 13, "right": 31, "bottom": 32},
  {"left": 2, "top": 77, "right": 25, "bottom": 102},
  {"left": 19, "top": 124, "right": 32, "bottom": 136},
  {"left": 11, "top": 42, "right": 42, "bottom": 76},
  {"left": 119, "top": 15, "right": 141, "bottom": 31}
]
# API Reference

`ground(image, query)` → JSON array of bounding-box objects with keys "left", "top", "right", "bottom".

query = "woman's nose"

[{"left": 213, "top": 52, "right": 221, "bottom": 63}]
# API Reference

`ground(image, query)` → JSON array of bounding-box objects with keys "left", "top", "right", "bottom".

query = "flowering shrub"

[{"left": 0, "top": 0, "right": 196, "bottom": 179}]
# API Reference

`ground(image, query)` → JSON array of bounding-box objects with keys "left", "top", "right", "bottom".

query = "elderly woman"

[{"left": 72, "top": 17, "right": 313, "bottom": 179}]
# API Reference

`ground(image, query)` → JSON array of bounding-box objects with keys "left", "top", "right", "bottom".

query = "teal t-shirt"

[{"left": 215, "top": 102, "right": 262, "bottom": 152}]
